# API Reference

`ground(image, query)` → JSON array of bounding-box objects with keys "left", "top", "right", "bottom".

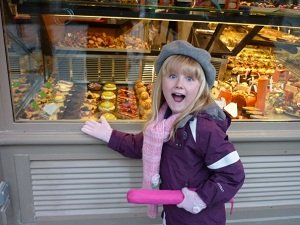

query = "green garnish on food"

[
  {"left": 39, "top": 91, "right": 47, "bottom": 98},
  {"left": 31, "top": 101, "right": 39, "bottom": 111},
  {"left": 45, "top": 82, "right": 52, "bottom": 88},
  {"left": 12, "top": 81, "right": 21, "bottom": 88}
]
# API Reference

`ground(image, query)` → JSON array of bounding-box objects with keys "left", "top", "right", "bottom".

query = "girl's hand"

[
  {"left": 81, "top": 117, "right": 113, "bottom": 143},
  {"left": 177, "top": 187, "right": 207, "bottom": 214}
]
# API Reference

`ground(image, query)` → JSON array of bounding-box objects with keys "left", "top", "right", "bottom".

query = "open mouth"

[{"left": 172, "top": 93, "right": 185, "bottom": 102}]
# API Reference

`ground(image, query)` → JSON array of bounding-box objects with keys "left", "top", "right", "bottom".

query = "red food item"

[{"left": 255, "top": 75, "right": 268, "bottom": 112}]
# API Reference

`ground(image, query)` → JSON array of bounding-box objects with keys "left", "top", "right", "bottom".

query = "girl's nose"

[{"left": 175, "top": 77, "right": 184, "bottom": 88}]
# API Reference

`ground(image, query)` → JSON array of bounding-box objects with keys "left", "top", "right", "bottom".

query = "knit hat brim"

[{"left": 154, "top": 40, "right": 216, "bottom": 88}]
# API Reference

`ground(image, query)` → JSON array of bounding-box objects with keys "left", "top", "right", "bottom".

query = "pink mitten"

[
  {"left": 177, "top": 187, "right": 206, "bottom": 214},
  {"left": 81, "top": 117, "right": 113, "bottom": 143}
]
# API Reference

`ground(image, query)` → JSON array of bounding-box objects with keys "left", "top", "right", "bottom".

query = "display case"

[
  {"left": 1, "top": 2, "right": 300, "bottom": 225},
  {"left": 1, "top": 0, "right": 300, "bottom": 127}
]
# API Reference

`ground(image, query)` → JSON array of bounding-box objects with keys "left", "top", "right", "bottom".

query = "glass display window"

[{"left": 1, "top": 0, "right": 300, "bottom": 124}]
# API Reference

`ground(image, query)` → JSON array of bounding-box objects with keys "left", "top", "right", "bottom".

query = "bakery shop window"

[
  {"left": 2, "top": 2, "right": 300, "bottom": 122},
  {"left": 4, "top": 13, "right": 157, "bottom": 122}
]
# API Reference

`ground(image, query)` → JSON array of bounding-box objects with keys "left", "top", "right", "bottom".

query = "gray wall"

[{"left": 1, "top": 131, "right": 300, "bottom": 225}]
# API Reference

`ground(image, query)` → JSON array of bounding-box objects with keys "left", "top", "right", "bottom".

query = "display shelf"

[
  {"left": 204, "top": 24, "right": 264, "bottom": 56},
  {"left": 15, "top": 1, "right": 300, "bottom": 27},
  {"left": 192, "top": 24, "right": 300, "bottom": 57},
  {"left": 53, "top": 47, "right": 151, "bottom": 54}
]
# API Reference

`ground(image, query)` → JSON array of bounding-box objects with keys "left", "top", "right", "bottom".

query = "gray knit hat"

[{"left": 155, "top": 40, "right": 216, "bottom": 88}]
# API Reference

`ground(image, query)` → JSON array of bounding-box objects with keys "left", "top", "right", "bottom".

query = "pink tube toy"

[{"left": 127, "top": 189, "right": 184, "bottom": 205}]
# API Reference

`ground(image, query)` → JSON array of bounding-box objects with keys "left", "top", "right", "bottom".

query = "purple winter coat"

[{"left": 108, "top": 106, "right": 245, "bottom": 225}]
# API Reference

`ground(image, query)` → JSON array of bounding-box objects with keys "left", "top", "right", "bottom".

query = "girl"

[{"left": 81, "top": 40, "right": 245, "bottom": 225}]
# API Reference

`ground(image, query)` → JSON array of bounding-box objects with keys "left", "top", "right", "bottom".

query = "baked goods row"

[
  {"left": 56, "top": 31, "right": 150, "bottom": 51},
  {"left": 213, "top": 46, "right": 300, "bottom": 119},
  {"left": 240, "top": 0, "right": 300, "bottom": 10},
  {"left": 20, "top": 79, "right": 75, "bottom": 120},
  {"left": 18, "top": 79, "right": 154, "bottom": 121},
  {"left": 209, "top": 24, "right": 300, "bottom": 51}
]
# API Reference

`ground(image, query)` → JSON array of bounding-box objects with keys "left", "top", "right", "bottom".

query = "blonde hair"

[{"left": 145, "top": 55, "right": 214, "bottom": 139}]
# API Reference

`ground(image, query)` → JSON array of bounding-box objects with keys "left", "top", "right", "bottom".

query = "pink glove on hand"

[
  {"left": 177, "top": 187, "right": 207, "bottom": 214},
  {"left": 81, "top": 117, "right": 113, "bottom": 143}
]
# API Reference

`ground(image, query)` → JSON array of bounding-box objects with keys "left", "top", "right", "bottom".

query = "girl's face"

[{"left": 162, "top": 71, "right": 200, "bottom": 114}]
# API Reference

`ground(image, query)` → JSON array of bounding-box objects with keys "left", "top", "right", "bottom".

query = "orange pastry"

[
  {"left": 136, "top": 86, "right": 147, "bottom": 95},
  {"left": 135, "top": 80, "right": 144, "bottom": 89},
  {"left": 141, "top": 98, "right": 152, "bottom": 110},
  {"left": 140, "top": 91, "right": 149, "bottom": 100}
]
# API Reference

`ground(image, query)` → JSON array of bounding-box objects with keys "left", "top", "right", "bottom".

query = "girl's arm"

[
  {"left": 81, "top": 117, "right": 144, "bottom": 159},
  {"left": 196, "top": 121, "right": 245, "bottom": 206},
  {"left": 108, "top": 129, "right": 143, "bottom": 159}
]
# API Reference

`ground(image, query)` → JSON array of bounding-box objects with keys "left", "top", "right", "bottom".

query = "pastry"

[
  {"left": 24, "top": 101, "right": 40, "bottom": 119},
  {"left": 41, "top": 82, "right": 53, "bottom": 94},
  {"left": 101, "top": 91, "right": 116, "bottom": 102},
  {"left": 55, "top": 80, "right": 73, "bottom": 92},
  {"left": 83, "top": 98, "right": 98, "bottom": 105},
  {"left": 18, "top": 83, "right": 30, "bottom": 93},
  {"left": 81, "top": 103, "right": 97, "bottom": 112},
  {"left": 88, "top": 82, "right": 101, "bottom": 91},
  {"left": 136, "top": 86, "right": 147, "bottom": 95},
  {"left": 103, "top": 83, "right": 117, "bottom": 91},
  {"left": 86, "top": 91, "right": 100, "bottom": 99},
  {"left": 102, "top": 112, "right": 117, "bottom": 120},
  {"left": 116, "top": 87, "right": 138, "bottom": 119},
  {"left": 141, "top": 108, "right": 152, "bottom": 120},
  {"left": 140, "top": 91, "right": 149, "bottom": 100},
  {"left": 57, "top": 80, "right": 74, "bottom": 87},
  {"left": 98, "top": 101, "right": 115, "bottom": 112},
  {"left": 35, "top": 91, "right": 48, "bottom": 105},
  {"left": 231, "top": 92, "right": 247, "bottom": 111},
  {"left": 135, "top": 80, "right": 144, "bottom": 89},
  {"left": 146, "top": 83, "right": 153, "bottom": 95},
  {"left": 56, "top": 84, "right": 71, "bottom": 92},
  {"left": 54, "top": 92, "right": 65, "bottom": 103},
  {"left": 80, "top": 106, "right": 94, "bottom": 117},
  {"left": 140, "top": 98, "right": 152, "bottom": 110}
]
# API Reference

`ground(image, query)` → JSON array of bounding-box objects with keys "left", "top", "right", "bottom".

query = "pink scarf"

[{"left": 142, "top": 103, "right": 179, "bottom": 218}]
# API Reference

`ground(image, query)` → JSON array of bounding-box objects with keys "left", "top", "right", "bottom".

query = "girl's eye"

[
  {"left": 186, "top": 76, "right": 194, "bottom": 81},
  {"left": 169, "top": 74, "right": 177, "bottom": 79}
]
